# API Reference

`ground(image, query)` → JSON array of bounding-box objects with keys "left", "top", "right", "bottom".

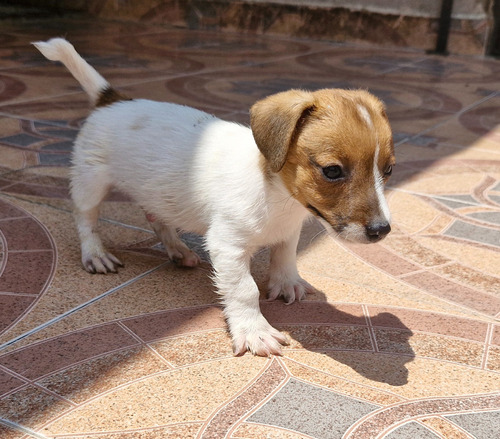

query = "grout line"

[
  {"left": 418, "top": 418, "right": 449, "bottom": 439},
  {"left": 0, "top": 215, "right": 31, "bottom": 222},
  {"left": 283, "top": 355, "right": 407, "bottom": 401},
  {"left": 32, "top": 381, "right": 78, "bottom": 408},
  {"left": 116, "top": 321, "right": 176, "bottom": 369},
  {"left": 0, "top": 262, "right": 169, "bottom": 353},
  {"left": 362, "top": 304, "right": 379, "bottom": 352},
  {"left": 0, "top": 417, "right": 52, "bottom": 439},
  {"left": 47, "top": 422, "right": 204, "bottom": 438},
  {"left": 481, "top": 323, "right": 495, "bottom": 370}
]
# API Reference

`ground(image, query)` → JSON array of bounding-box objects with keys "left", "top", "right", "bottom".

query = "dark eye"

[
  {"left": 384, "top": 165, "right": 393, "bottom": 177},
  {"left": 322, "top": 165, "right": 343, "bottom": 180}
]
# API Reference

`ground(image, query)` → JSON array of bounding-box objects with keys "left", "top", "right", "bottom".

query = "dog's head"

[{"left": 251, "top": 89, "right": 395, "bottom": 243}]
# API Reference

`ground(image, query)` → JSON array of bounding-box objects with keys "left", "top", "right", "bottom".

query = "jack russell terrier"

[{"left": 34, "top": 38, "right": 395, "bottom": 356}]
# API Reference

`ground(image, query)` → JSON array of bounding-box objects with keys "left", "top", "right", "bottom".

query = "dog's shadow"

[
  {"left": 133, "top": 221, "right": 414, "bottom": 387},
  {"left": 261, "top": 301, "right": 413, "bottom": 387},
  {"left": 182, "top": 223, "right": 413, "bottom": 387},
  {"left": 251, "top": 221, "right": 413, "bottom": 387}
]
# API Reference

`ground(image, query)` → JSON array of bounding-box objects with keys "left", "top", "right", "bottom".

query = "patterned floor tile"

[
  {"left": 0, "top": 12, "right": 499, "bottom": 439},
  {"left": 370, "top": 421, "right": 440, "bottom": 439},
  {"left": 43, "top": 357, "right": 267, "bottom": 436},
  {"left": 446, "top": 410, "right": 500, "bottom": 439},
  {"left": 247, "top": 378, "right": 379, "bottom": 438}
]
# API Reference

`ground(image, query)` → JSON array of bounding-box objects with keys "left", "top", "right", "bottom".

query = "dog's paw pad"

[
  {"left": 232, "top": 324, "right": 289, "bottom": 357},
  {"left": 267, "top": 277, "right": 316, "bottom": 304}
]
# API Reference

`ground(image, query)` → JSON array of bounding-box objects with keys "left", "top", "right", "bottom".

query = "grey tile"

[
  {"left": 437, "top": 199, "right": 476, "bottom": 209},
  {"left": 38, "top": 153, "right": 72, "bottom": 166},
  {"left": 41, "top": 140, "right": 74, "bottom": 152},
  {"left": 446, "top": 410, "right": 500, "bottom": 439},
  {"left": 436, "top": 194, "right": 478, "bottom": 209},
  {"left": 468, "top": 211, "right": 500, "bottom": 225},
  {"left": 490, "top": 195, "right": 500, "bottom": 205},
  {"left": 445, "top": 220, "right": 500, "bottom": 248},
  {"left": 0, "top": 133, "right": 41, "bottom": 147},
  {"left": 248, "top": 378, "right": 378, "bottom": 439}
]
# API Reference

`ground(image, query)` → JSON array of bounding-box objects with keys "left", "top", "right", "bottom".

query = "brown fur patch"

[
  {"left": 95, "top": 87, "right": 132, "bottom": 108},
  {"left": 250, "top": 90, "right": 315, "bottom": 173},
  {"left": 252, "top": 88, "right": 395, "bottom": 233}
]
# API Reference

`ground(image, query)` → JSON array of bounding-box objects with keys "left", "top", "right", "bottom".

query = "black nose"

[{"left": 366, "top": 221, "right": 391, "bottom": 242}]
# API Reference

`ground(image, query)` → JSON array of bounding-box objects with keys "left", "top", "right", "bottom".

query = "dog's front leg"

[
  {"left": 267, "top": 226, "right": 317, "bottom": 304},
  {"left": 206, "top": 231, "right": 288, "bottom": 356}
]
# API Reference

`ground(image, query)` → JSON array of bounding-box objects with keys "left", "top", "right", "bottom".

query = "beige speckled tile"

[
  {"left": 487, "top": 346, "right": 500, "bottom": 372},
  {"left": 382, "top": 235, "right": 450, "bottom": 268},
  {"left": 232, "top": 422, "right": 314, "bottom": 439},
  {"left": 282, "top": 325, "right": 372, "bottom": 351},
  {"left": 396, "top": 172, "right": 487, "bottom": 196},
  {"left": 0, "top": 385, "right": 72, "bottom": 432},
  {"left": 389, "top": 191, "right": 448, "bottom": 235},
  {"left": 151, "top": 330, "right": 234, "bottom": 367},
  {"left": 432, "top": 263, "right": 500, "bottom": 298},
  {"left": 0, "top": 423, "right": 20, "bottom": 439},
  {"left": 44, "top": 357, "right": 267, "bottom": 436},
  {"left": 283, "top": 358, "right": 403, "bottom": 406},
  {"left": 37, "top": 346, "right": 171, "bottom": 404},
  {"left": 375, "top": 329, "right": 485, "bottom": 367},
  {"left": 417, "top": 237, "right": 500, "bottom": 279},
  {"left": 53, "top": 424, "right": 204, "bottom": 438},
  {"left": 420, "top": 416, "right": 472, "bottom": 439},
  {"left": 284, "top": 351, "right": 500, "bottom": 399},
  {"left": 298, "top": 273, "right": 483, "bottom": 320}
]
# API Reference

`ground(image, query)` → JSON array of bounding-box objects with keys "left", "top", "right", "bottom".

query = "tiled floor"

[{"left": 0, "top": 15, "right": 499, "bottom": 439}]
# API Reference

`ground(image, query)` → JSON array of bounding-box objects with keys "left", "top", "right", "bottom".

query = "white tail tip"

[{"left": 32, "top": 38, "right": 109, "bottom": 104}]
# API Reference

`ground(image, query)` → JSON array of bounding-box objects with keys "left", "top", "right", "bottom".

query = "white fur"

[
  {"left": 71, "top": 100, "right": 311, "bottom": 355},
  {"left": 33, "top": 38, "right": 390, "bottom": 356},
  {"left": 374, "top": 143, "right": 391, "bottom": 222},
  {"left": 33, "top": 38, "right": 109, "bottom": 104},
  {"left": 357, "top": 104, "right": 373, "bottom": 128}
]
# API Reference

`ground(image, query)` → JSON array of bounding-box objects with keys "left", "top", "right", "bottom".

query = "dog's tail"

[{"left": 33, "top": 38, "right": 130, "bottom": 107}]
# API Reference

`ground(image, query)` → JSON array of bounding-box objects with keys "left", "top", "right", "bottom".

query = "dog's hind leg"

[
  {"left": 71, "top": 163, "right": 123, "bottom": 274},
  {"left": 147, "top": 216, "right": 200, "bottom": 267}
]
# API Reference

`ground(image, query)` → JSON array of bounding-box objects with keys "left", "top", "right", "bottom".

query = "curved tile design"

[
  {"left": 0, "top": 199, "right": 56, "bottom": 336},
  {"left": 0, "top": 12, "right": 500, "bottom": 439}
]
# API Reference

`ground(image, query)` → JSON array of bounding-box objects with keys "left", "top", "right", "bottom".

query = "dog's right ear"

[{"left": 250, "top": 90, "right": 315, "bottom": 173}]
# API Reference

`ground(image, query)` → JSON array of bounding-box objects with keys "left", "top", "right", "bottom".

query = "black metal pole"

[
  {"left": 434, "top": 0, "right": 454, "bottom": 55},
  {"left": 487, "top": 0, "right": 500, "bottom": 56}
]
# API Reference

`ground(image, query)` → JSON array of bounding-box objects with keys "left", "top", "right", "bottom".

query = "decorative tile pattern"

[
  {"left": 0, "top": 12, "right": 500, "bottom": 439},
  {"left": 446, "top": 410, "right": 500, "bottom": 439},
  {"left": 384, "top": 421, "right": 440, "bottom": 439},
  {"left": 248, "top": 378, "right": 379, "bottom": 438},
  {"left": 0, "top": 199, "right": 56, "bottom": 335}
]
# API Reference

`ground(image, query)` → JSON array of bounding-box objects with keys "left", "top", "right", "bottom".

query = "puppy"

[{"left": 34, "top": 38, "right": 395, "bottom": 356}]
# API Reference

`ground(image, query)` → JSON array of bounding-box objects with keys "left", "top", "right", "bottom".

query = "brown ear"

[{"left": 250, "top": 90, "right": 315, "bottom": 172}]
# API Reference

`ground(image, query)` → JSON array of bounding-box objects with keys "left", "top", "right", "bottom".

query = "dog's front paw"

[
  {"left": 267, "top": 275, "right": 316, "bottom": 304},
  {"left": 231, "top": 317, "right": 289, "bottom": 357},
  {"left": 83, "top": 252, "right": 123, "bottom": 274}
]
